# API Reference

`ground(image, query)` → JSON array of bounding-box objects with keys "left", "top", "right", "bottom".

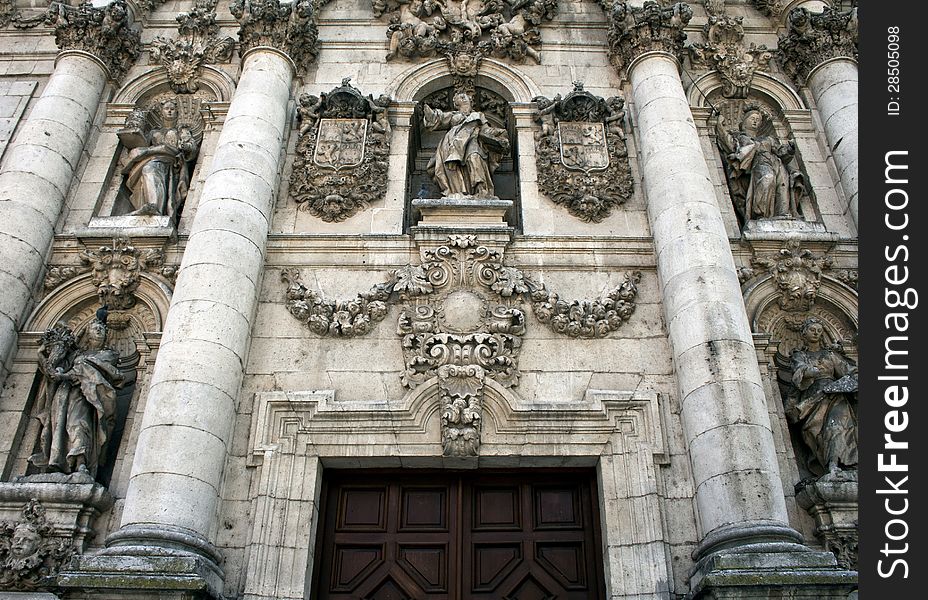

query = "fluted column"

[
  {"left": 608, "top": 1, "right": 803, "bottom": 560},
  {"left": 779, "top": 6, "right": 859, "bottom": 228},
  {"left": 105, "top": 0, "right": 318, "bottom": 577},
  {"left": 0, "top": 1, "right": 139, "bottom": 387}
]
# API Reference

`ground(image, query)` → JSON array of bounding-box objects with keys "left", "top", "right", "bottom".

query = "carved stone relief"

[
  {"left": 289, "top": 79, "right": 393, "bottom": 222},
  {"left": 532, "top": 82, "right": 633, "bottom": 222},
  {"left": 795, "top": 474, "right": 858, "bottom": 570},
  {"left": 602, "top": 1, "right": 693, "bottom": 77},
  {"left": 750, "top": 0, "right": 782, "bottom": 18},
  {"left": 45, "top": 0, "right": 141, "bottom": 83},
  {"left": 688, "top": 13, "right": 772, "bottom": 98},
  {"left": 0, "top": 0, "right": 45, "bottom": 28},
  {"left": 281, "top": 235, "right": 642, "bottom": 455},
  {"left": 376, "top": 0, "right": 558, "bottom": 65},
  {"left": 113, "top": 95, "right": 205, "bottom": 218},
  {"left": 231, "top": 0, "right": 323, "bottom": 77},
  {"left": 149, "top": 0, "right": 235, "bottom": 94},
  {"left": 0, "top": 500, "right": 73, "bottom": 590},
  {"left": 778, "top": 5, "right": 858, "bottom": 85},
  {"left": 744, "top": 239, "right": 833, "bottom": 312},
  {"left": 715, "top": 101, "right": 811, "bottom": 226}
]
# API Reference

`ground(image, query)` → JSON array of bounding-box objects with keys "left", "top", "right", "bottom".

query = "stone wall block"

[
  {"left": 169, "top": 262, "right": 259, "bottom": 319},
  {"left": 655, "top": 230, "right": 736, "bottom": 285},
  {"left": 660, "top": 266, "right": 743, "bottom": 326},
  {"left": 674, "top": 339, "right": 763, "bottom": 399},
  {"left": 649, "top": 200, "right": 727, "bottom": 248},
  {"left": 191, "top": 198, "right": 272, "bottom": 244},
  {"left": 148, "top": 338, "right": 247, "bottom": 405},
  {"left": 2, "top": 143, "right": 77, "bottom": 197},
  {"left": 137, "top": 380, "right": 236, "bottom": 447},
  {"left": 198, "top": 170, "right": 275, "bottom": 220},
  {"left": 132, "top": 424, "right": 228, "bottom": 486},
  {"left": 121, "top": 471, "right": 222, "bottom": 533},
  {"left": 667, "top": 300, "right": 754, "bottom": 356},
  {"left": 680, "top": 380, "right": 769, "bottom": 442},
  {"left": 166, "top": 298, "right": 253, "bottom": 360},
  {"left": 693, "top": 468, "right": 790, "bottom": 536}
]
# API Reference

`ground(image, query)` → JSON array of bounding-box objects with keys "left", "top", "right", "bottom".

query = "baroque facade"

[{"left": 0, "top": 0, "right": 858, "bottom": 598}]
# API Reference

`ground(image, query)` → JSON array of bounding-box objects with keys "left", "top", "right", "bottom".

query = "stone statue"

[
  {"left": 121, "top": 98, "right": 198, "bottom": 216},
  {"left": 422, "top": 92, "right": 510, "bottom": 198},
  {"left": 716, "top": 106, "right": 806, "bottom": 223},
  {"left": 30, "top": 310, "right": 124, "bottom": 479},
  {"left": 783, "top": 317, "right": 858, "bottom": 476}
]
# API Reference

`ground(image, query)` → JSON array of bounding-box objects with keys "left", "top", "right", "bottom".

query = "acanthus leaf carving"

[
  {"left": 150, "top": 0, "right": 235, "bottom": 94},
  {"left": 778, "top": 5, "right": 858, "bottom": 85},
  {"left": 45, "top": 0, "right": 141, "bottom": 83},
  {"left": 602, "top": 1, "right": 693, "bottom": 78},
  {"left": 0, "top": 499, "right": 74, "bottom": 590},
  {"left": 533, "top": 82, "right": 633, "bottom": 222},
  {"left": 289, "top": 79, "right": 393, "bottom": 222},
  {"left": 749, "top": 239, "right": 834, "bottom": 312},
  {"left": 688, "top": 14, "right": 772, "bottom": 98},
  {"left": 281, "top": 236, "right": 642, "bottom": 456},
  {"left": 230, "top": 0, "right": 323, "bottom": 78}
]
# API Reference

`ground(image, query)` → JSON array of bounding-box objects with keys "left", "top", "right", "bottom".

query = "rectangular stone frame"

[{"left": 244, "top": 387, "right": 671, "bottom": 600}]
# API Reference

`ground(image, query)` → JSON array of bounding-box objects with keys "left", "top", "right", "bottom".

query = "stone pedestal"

[
  {"left": 76, "top": 216, "right": 176, "bottom": 242},
  {"left": 796, "top": 472, "right": 859, "bottom": 570},
  {"left": 411, "top": 197, "right": 514, "bottom": 251}
]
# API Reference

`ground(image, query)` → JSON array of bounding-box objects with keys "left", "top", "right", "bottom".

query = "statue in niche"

[
  {"left": 422, "top": 91, "right": 510, "bottom": 198},
  {"left": 716, "top": 105, "right": 808, "bottom": 223},
  {"left": 117, "top": 97, "right": 201, "bottom": 217},
  {"left": 29, "top": 309, "right": 125, "bottom": 480},
  {"left": 782, "top": 317, "right": 858, "bottom": 477}
]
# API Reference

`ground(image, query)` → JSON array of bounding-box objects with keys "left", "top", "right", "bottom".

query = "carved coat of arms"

[
  {"left": 313, "top": 118, "right": 367, "bottom": 169},
  {"left": 533, "top": 82, "right": 633, "bottom": 222}
]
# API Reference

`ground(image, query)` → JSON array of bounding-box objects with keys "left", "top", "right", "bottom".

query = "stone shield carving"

[
  {"left": 533, "top": 82, "right": 633, "bottom": 222},
  {"left": 281, "top": 234, "right": 642, "bottom": 456},
  {"left": 290, "top": 80, "right": 392, "bottom": 222}
]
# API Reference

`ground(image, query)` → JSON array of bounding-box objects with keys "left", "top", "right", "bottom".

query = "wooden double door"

[{"left": 313, "top": 470, "right": 606, "bottom": 600}]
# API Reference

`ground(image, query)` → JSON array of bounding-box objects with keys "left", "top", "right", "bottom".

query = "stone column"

[
  {"left": 0, "top": 1, "right": 139, "bottom": 387},
  {"left": 69, "top": 2, "right": 319, "bottom": 595},
  {"left": 779, "top": 6, "right": 859, "bottom": 227}
]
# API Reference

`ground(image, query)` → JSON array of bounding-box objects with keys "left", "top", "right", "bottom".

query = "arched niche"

[
  {"left": 687, "top": 71, "right": 806, "bottom": 112},
  {"left": 387, "top": 58, "right": 542, "bottom": 103},
  {"left": 113, "top": 65, "right": 236, "bottom": 107}
]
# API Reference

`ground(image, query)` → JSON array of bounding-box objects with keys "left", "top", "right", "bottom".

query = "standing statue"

[
  {"left": 29, "top": 310, "right": 124, "bottom": 479},
  {"left": 783, "top": 317, "right": 858, "bottom": 476},
  {"left": 121, "top": 98, "right": 198, "bottom": 216},
  {"left": 422, "top": 92, "right": 510, "bottom": 198},
  {"left": 716, "top": 106, "right": 807, "bottom": 223}
]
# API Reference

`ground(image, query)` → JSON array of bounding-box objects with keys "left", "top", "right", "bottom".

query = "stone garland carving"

[
  {"left": 45, "top": 0, "right": 141, "bottom": 83},
  {"left": 778, "top": 5, "right": 858, "bottom": 85},
  {"left": 289, "top": 79, "right": 392, "bottom": 222},
  {"left": 116, "top": 95, "right": 204, "bottom": 218},
  {"left": 0, "top": 500, "right": 74, "bottom": 590},
  {"left": 688, "top": 13, "right": 772, "bottom": 98},
  {"left": 150, "top": 0, "right": 235, "bottom": 94},
  {"left": 715, "top": 103, "right": 809, "bottom": 225},
  {"left": 281, "top": 235, "right": 642, "bottom": 455},
  {"left": 231, "top": 0, "right": 324, "bottom": 78},
  {"left": 376, "top": 0, "right": 558, "bottom": 65},
  {"left": 532, "top": 81, "right": 633, "bottom": 222},
  {"left": 602, "top": 0, "right": 693, "bottom": 77}
]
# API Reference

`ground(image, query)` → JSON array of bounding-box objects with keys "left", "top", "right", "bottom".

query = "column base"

[{"left": 56, "top": 551, "right": 223, "bottom": 600}]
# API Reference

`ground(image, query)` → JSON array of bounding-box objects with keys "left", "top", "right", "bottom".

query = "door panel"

[{"left": 315, "top": 471, "right": 604, "bottom": 600}]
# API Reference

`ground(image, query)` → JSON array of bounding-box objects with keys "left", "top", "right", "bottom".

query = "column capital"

[
  {"left": 46, "top": 0, "right": 141, "bottom": 83},
  {"left": 230, "top": 0, "right": 320, "bottom": 79},
  {"left": 778, "top": 5, "right": 858, "bottom": 85},
  {"left": 604, "top": 1, "right": 693, "bottom": 78}
]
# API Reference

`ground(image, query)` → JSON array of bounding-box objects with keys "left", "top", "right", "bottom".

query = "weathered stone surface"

[{"left": 46, "top": 0, "right": 141, "bottom": 83}]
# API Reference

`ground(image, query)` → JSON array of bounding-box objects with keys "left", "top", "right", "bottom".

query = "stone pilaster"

[
  {"left": 58, "top": 4, "right": 311, "bottom": 598},
  {"left": 0, "top": 1, "right": 139, "bottom": 389},
  {"left": 779, "top": 6, "right": 859, "bottom": 228},
  {"left": 609, "top": 2, "right": 855, "bottom": 596}
]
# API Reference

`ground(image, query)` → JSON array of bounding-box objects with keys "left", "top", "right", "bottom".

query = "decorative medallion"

[
  {"left": 290, "top": 79, "right": 392, "bottom": 222},
  {"left": 533, "top": 82, "right": 633, "bottom": 222},
  {"left": 0, "top": 500, "right": 73, "bottom": 590},
  {"left": 281, "top": 235, "right": 642, "bottom": 456}
]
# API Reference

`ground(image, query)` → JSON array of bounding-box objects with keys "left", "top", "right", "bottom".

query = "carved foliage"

[
  {"left": 79, "top": 239, "right": 164, "bottom": 311},
  {"left": 689, "top": 14, "right": 772, "bottom": 98},
  {"left": 438, "top": 364, "right": 484, "bottom": 456},
  {"left": 533, "top": 82, "right": 633, "bottom": 222},
  {"left": 231, "top": 0, "right": 322, "bottom": 77},
  {"left": 0, "top": 500, "right": 73, "bottom": 590},
  {"left": 749, "top": 239, "right": 832, "bottom": 312},
  {"left": 45, "top": 0, "right": 141, "bottom": 83},
  {"left": 778, "top": 6, "right": 858, "bottom": 85},
  {"left": 378, "top": 0, "right": 558, "bottom": 65},
  {"left": 603, "top": 1, "right": 693, "bottom": 76},
  {"left": 289, "top": 80, "right": 392, "bottom": 222},
  {"left": 150, "top": 0, "right": 235, "bottom": 94}
]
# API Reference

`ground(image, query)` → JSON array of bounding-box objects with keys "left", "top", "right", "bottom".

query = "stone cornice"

[
  {"left": 45, "top": 0, "right": 141, "bottom": 83},
  {"left": 603, "top": 0, "right": 693, "bottom": 77},
  {"left": 230, "top": 0, "right": 322, "bottom": 78},
  {"left": 778, "top": 5, "right": 858, "bottom": 85}
]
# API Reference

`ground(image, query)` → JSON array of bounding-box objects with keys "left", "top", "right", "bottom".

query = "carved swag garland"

[
  {"left": 289, "top": 80, "right": 392, "bottom": 222},
  {"left": 282, "top": 235, "right": 641, "bottom": 456}
]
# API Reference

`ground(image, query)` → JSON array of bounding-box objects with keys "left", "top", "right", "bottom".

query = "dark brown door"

[{"left": 314, "top": 471, "right": 605, "bottom": 600}]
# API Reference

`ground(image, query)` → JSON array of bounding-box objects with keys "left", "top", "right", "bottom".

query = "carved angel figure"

[
  {"left": 783, "top": 317, "right": 858, "bottom": 476},
  {"left": 121, "top": 98, "right": 198, "bottom": 216},
  {"left": 716, "top": 106, "right": 806, "bottom": 223},
  {"left": 386, "top": 0, "right": 442, "bottom": 59},
  {"left": 422, "top": 92, "right": 510, "bottom": 198},
  {"left": 30, "top": 311, "right": 124, "bottom": 479}
]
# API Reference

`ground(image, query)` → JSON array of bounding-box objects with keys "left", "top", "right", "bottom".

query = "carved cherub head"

[{"left": 9, "top": 523, "right": 41, "bottom": 561}]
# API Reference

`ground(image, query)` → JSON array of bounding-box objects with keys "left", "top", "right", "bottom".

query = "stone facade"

[{"left": 0, "top": 1, "right": 857, "bottom": 598}]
